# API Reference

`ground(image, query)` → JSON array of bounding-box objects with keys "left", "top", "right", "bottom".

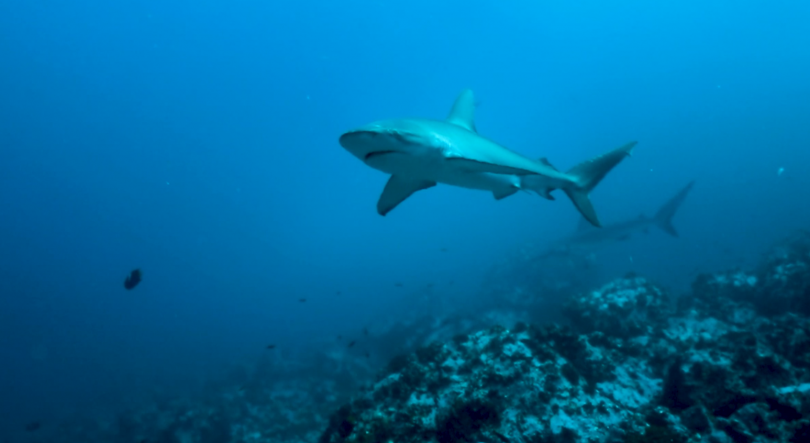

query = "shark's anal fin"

[
  {"left": 538, "top": 188, "right": 555, "bottom": 200},
  {"left": 377, "top": 175, "right": 436, "bottom": 216},
  {"left": 492, "top": 186, "right": 519, "bottom": 200}
]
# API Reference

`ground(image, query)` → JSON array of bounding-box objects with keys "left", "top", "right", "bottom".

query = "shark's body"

[
  {"left": 542, "top": 181, "right": 695, "bottom": 256},
  {"left": 339, "top": 90, "right": 636, "bottom": 226}
]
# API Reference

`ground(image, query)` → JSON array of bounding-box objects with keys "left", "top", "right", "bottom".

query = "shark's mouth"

[{"left": 364, "top": 150, "right": 397, "bottom": 161}]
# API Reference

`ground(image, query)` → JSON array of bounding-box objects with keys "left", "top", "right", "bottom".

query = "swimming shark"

[
  {"left": 339, "top": 90, "right": 636, "bottom": 226},
  {"left": 539, "top": 181, "right": 695, "bottom": 257}
]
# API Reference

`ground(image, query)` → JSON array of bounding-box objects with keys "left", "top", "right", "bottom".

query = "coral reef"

[
  {"left": 319, "top": 231, "right": 810, "bottom": 443},
  {"left": 31, "top": 230, "right": 810, "bottom": 443}
]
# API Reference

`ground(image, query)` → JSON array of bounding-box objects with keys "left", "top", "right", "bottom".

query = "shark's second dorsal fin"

[
  {"left": 446, "top": 89, "right": 477, "bottom": 133},
  {"left": 538, "top": 157, "right": 559, "bottom": 171}
]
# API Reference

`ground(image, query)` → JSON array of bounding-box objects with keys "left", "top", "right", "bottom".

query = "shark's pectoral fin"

[
  {"left": 377, "top": 175, "right": 436, "bottom": 216},
  {"left": 492, "top": 186, "right": 519, "bottom": 200},
  {"left": 444, "top": 155, "right": 535, "bottom": 176}
]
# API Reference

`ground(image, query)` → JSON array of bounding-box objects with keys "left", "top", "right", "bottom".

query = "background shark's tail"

[
  {"left": 562, "top": 142, "right": 637, "bottom": 227},
  {"left": 653, "top": 181, "right": 695, "bottom": 237}
]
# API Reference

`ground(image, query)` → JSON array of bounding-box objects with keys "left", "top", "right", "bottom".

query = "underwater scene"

[{"left": 1, "top": 1, "right": 810, "bottom": 442}]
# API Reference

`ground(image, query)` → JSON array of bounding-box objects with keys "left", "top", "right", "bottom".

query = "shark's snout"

[
  {"left": 339, "top": 129, "right": 377, "bottom": 148},
  {"left": 339, "top": 122, "right": 426, "bottom": 163},
  {"left": 338, "top": 129, "right": 381, "bottom": 160}
]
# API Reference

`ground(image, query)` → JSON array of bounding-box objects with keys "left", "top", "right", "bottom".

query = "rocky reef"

[
  {"left": 28, "top": 230, "right": 810, "bottom": 443},
  {"left": 319, "top": 231, "right": 810, "bottom": 443}
]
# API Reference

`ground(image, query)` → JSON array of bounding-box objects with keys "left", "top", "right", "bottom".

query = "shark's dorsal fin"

[
  {"left": 538, "top": 157, "right": 559, "bottom": 171},
  {"left": 446, "top": 89, "right": 477, "bottom": 133}
]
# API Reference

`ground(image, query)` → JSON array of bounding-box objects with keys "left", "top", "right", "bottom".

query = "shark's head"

[{"left": 339, "top": 119, "right": 437, "bottom": 164}]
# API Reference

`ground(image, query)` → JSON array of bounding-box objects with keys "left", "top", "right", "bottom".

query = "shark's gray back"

[{"left": 407, "top": 118, "right": 572, "bottom": 181}]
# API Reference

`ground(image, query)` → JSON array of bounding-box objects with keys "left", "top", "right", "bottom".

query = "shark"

[
  {"left": 338, "top": 89, "right": 636, "bottom": 226},
  {"left": 539, "top": 180, "right": 695, "bottom": 257}
]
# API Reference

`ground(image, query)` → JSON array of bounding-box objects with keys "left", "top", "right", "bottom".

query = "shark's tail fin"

[
  {"left": 653, "top": 181, "right": 695, "bottom": 237},
  {"left": 562, "top": 142, "right": 637, "bottom": 227}
]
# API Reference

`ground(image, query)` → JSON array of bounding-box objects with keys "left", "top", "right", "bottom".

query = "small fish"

[
  {"left": 348, "top": 340, "right": 356, "bottom": 348},
  {"left": 364, "top": 351, "right": 370, "bottom": 359},
  {"left": 124, "top": 269, "right": 142, "bottom": 290},
  {"left": 25, "top": 421, "right": 41, "bottom": 432},
  {"left": 394, "top": 283, "right": 403, "bottom": 287},
  {"left": 336, "top": 290, "right": 342, "bottom": 295},
  {"left": 362, "top": 327, "right": 369, "bottom": 336},
  {"left": 266, "top": 344, "right": 276, "bottom": 350},
  {"left": 440, "top": 248, "right": 448, "bottom": 252},
  {"left": 299, "top": 298, "right": 307, "bottom": 303}
]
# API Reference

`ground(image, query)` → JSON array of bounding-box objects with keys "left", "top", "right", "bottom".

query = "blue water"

[{"left": 1, "top": 0, "right": 808, "bottom": 438}]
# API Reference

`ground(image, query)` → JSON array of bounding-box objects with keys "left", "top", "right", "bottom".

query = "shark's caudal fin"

[
  {"left": 561, "top": 142, "right": 637, "bottom": 227},
  {"left": 653, "top": 181, "right": 695, "bottom": 237}
]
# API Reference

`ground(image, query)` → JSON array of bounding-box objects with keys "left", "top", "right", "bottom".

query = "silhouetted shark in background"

[
  {"left": 339, "top": 90, "right": 636, "bottom": 226},
  {"left": 538, "top": 181, "right": 695, "bottom": 258}
]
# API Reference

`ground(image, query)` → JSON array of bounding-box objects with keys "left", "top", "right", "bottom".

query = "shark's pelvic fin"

[
  {"left": 492, "top": 186, "right": 519, "bottom": 200},
  {"left": 562, "top": 141, "right": 637, "bottom": 227},
  {"left": 446, "top": 89, "right": 477, "bottom": 133},
  {"left": 653, "top": 181, "right": 695, "bottom": 237},
  {"left": 377, "top": 175, "right": 436, "bottom": 216}
]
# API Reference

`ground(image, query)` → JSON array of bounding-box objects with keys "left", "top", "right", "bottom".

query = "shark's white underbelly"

[{"left": 365, "top": 152, "right": 519, "bottom": 193}]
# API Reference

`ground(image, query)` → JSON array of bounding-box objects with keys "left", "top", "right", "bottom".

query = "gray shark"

[
  {"left": 541, "top": 181, "right": 695, "bottom": 256},
  {"left": 339, "top": 90, "right": 636, "bottom": 226}
]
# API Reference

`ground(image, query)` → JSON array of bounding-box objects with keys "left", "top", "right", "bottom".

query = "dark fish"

[
  {"left": 394, "top": 283, "right": 403, "bottom": 287},
  {"left": 337, "top": 335, "right": 342, "bottom": 340},
  {"left": 25, "top": 421, "right": 41, "bottom": 432},
  {"left": 124, "top": 269, "right": 142, "bottom": 290},
  {"left": 336, "top": 291, "right": 342, "bottom": 295},
  {"left": 440, "top": 248, "right": 448, "bottom": 252},
  {"left": 348, "top": 341, "right": 356, "bottom": 348},
  {"left": 364, "top": 351, "right": 370, "bottom": 359},
  {"left": 299, "top": 298, "right": 306, "bottom": 303},
  {"left": 362, "top": 327, "right": 369, "bottom": 336},
  {"left": 266, "top": 345, "right": 276, "bottom": 350}
]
